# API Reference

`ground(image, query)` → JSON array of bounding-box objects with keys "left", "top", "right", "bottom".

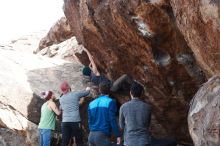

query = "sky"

[{"left": 0, "top": 0, "right": 64, "bottom": 43}]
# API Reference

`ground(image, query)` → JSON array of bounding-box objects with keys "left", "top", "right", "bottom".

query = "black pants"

[
  {"left": 61, "top": 122, "right": 83, "bottom": 146},
  {"left": 150, "top": 138, "right": 177, "bottom": 146}
]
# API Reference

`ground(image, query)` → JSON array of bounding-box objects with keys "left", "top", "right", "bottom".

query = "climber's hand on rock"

[
  {"left": 83, "top": 48, "right": 89, "bottom": 52},
  {"left": 116, "top": 137, "right": 121, "bottom": 145},
  {"left": 86, "top": 87, "right": 91, "bottom": 91}
]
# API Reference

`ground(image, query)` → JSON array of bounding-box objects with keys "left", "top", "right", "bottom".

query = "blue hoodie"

[{"left": 88, "top": 95, "right": 120, "bottom": 137}]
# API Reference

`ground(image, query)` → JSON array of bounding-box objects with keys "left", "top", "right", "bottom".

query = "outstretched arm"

[
  {"left": 76, "top": 87, "right": 91, "bottom": 101},
  {"left": 83, "top": 48, "right": 100, "bottom": 76}
]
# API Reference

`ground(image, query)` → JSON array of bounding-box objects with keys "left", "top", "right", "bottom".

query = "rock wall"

[
  {"left": 63, "top": 0, "right": 207, "bottom": 144},
  {"left": 170, "top": 0, "right": 220, "bottom": 77},
  {"left": 0, "top": 128, "right": 28, "bottom": 146},
  {"left": 188, "top": 76, "right": 220, "bottom": 146}
]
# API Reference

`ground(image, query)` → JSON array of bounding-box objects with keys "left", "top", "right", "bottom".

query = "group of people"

[
  {"left": 38, "top": 48, "right": 177, "bottom": 146},
  {"left": 38, "top": 81, "right": 90, "bottom": 146},
  {"left": 38, "top": 80, "right": 152, "bottom": 146},
  {"left": 88, "top": 81, "right": 152, "bottom": 146}
]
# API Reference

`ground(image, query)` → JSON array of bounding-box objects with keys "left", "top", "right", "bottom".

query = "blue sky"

[{"left": 0, "top": 0, "right": 64, "bottom": 43}]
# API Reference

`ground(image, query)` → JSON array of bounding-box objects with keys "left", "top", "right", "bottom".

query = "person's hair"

[
  {"left": 82, "top": 66, "right": 91, "bottom": 76},
  {"left": 99, "top": 81, "right": 111, "bottom": 95},
  {"left": 41, "top": 91, "right": 53, "bottom": 101},
  {"left": 60, "top": 81, "right": 70, "bottom": 94},
  {"left": 130, "top": 81, "right": 144, "bottom": 97}
]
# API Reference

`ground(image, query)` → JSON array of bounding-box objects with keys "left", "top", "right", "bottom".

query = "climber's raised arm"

[{"left": 83, "top": 48, "right": 100, "bottom": 76}]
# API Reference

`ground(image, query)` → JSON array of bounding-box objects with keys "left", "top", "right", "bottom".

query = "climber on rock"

[
  {"left": 59, "top": 81, "right": 90, "bottom": 146},
  {"left": 82, "top": 48, "right": 133, "bottom": 95}
]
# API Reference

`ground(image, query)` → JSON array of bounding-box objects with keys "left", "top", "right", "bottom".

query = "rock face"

[
  {"left": 36, "top": 17, "right": 74, "bottom": 52},
  {"left": 0, "top": 128, "right": 28, "bottom": 146},
  {"left": 36, "top": 36, "right": 86, "bottom": 63},
  {"left": 0, "top": 33, "right": 92, "bottom": 146},
  {"left": 188, "top": 76, "right": 220, "bottom": 146},
  {"left": 170, "top": 0, "right": 220, "bottom": 76},
  {"left": 63, "top": 0, "right": 207, "bottom": 144},
  {"left": 0, "top": 101, "right": 38, "bottom": 146}
]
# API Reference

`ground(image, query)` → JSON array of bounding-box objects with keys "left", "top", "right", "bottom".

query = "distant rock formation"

[
  {"left": 36, "top": 36, "right": 86, "bottom": 62},
  {"left": 36, "top": 17, "right": 74, "bottom": 52}
]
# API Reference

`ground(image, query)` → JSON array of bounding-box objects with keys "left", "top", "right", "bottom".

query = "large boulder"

[
  {"left": 0, "top": 33, "right": 92, "bottom": 145},
  {"left": 63, "top": 0, "right": 206, "bottom": 143},
  {"left": 0, "top": 101, "right": 38, "bottom": 146},
  {"left": 188, "top": 76, "right": 220, "bottom": 146},
  {"left": 0, "top": 128, "right": 28, "bottom": 146}
]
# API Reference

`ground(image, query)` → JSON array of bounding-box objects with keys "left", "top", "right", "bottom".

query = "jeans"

[
  {"left": 39, "top": 129, "right": 52, "bottom": 146},
  {"left": 88, "top": 131, "right": 112, "bottom": 146},
  {"left": 61, "top": 122, "right": 83, "bottom": 146}
]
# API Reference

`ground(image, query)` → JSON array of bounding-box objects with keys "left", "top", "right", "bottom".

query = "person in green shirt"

[{"left": 38, "top": 90, "right": 61, "bottom": 146}]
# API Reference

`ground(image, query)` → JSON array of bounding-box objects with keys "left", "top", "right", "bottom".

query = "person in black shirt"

[{"left": 82, "top": 48, "right": 133, "bottom": 95}]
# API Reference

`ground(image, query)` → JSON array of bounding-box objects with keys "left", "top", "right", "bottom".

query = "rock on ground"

[
  {"left": 0, "top": 128, "right": 28, "bottom": 146},
  {"left": 0, "top": 101, "right": 38, "bottom": 145},
  {"left": 188, "top": 76, "right": 220, "bottom": 146}
]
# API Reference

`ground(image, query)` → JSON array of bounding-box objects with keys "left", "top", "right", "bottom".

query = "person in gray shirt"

[
  {"left": 119, "top": 81, "right": 151, "bottom": 146},
  {"left": 59, "top": 81, "right": 90, "bottom": 146}
]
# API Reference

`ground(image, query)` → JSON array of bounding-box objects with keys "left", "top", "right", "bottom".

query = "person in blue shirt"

[
  {"left": 82, "top": 48, "right": 133, "bottom": 95},
  {"left": 88, "top": 81, "right": 121, "bottom": 146}
]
